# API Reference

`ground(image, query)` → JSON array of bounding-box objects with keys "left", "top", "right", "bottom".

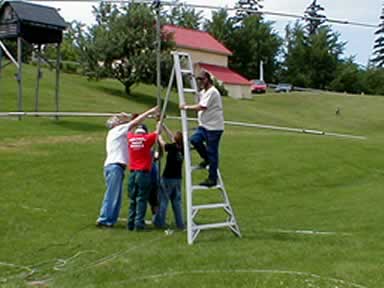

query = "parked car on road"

[
  {"left": 275, "top": 83, "right": 293, "bottom": 93},
  {"left": 251, "top": 80, "right": 267, "bottom": 94}
]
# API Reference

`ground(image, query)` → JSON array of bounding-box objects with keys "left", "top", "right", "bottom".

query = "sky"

[{"left": 38, "top": 0, "right": 383, "bottom": 66}]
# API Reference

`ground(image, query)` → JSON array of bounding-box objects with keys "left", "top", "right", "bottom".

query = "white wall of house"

[
  {"left": 195, "top": 64, "right": 251, "bottom": 100},
  {"left": 174, "top": 47, "right": 251, "bottom": 100},
  {"left": 225, "top": 84, "right": 252, "bottom": 100},
  {"left": 177, "top": 47, "right": 228, "bottom": 67}
]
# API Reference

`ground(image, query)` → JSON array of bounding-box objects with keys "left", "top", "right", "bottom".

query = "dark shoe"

[
  {"left": 135, "top": 226, "right": 151, "bottom": 232},
  {"left": 154, "top": 223, "right": 167, "bottom": 230},
  {"left": 199, "top": 178, "right": 217, "bottom": 187},
  {"left": 176, "top": 225, "right": 185, "bottom": 230},
  {"left": 198, "top": 160, "right": 209, "bottom": 169},
  {"left": 96, "top": 222, "right": 113, "bottom": 228}
]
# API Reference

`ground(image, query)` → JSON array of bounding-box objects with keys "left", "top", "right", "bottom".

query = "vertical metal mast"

[{"left": 154, "top": 0, "right": 161, "bottom": 108}]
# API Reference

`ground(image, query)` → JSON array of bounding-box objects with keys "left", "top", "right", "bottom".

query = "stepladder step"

[
  {"left": 180, "top": 69, "right": 194, "bottom": 74},
  {"left": 195, "top": 221, "right": 237, "bottom": 231},
  {"left": 192, "top": 203, "right": 228, "bottom": 210},
  {"left": 192, "top": 184, "right": 222, "bottom": 191},
  {"left": 183, "top": 88, "right": 197, "bottom": 93}
]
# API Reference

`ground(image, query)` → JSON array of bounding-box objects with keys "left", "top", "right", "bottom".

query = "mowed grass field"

[{"left": 1, "top": 65, "right": 384, "bottom": 288}]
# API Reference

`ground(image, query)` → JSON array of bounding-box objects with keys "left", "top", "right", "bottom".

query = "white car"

[{"left": 275, "top": 83, "right": 293, "bottom": 93}]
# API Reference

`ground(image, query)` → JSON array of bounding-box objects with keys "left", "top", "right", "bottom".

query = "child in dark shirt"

[{"left": 153, "top": 124, "right": 184, "bottom": 229}]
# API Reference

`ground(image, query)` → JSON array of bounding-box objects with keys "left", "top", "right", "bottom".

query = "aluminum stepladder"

[{"left": 170, "top": 51, "right": 241, "bottom": 244}]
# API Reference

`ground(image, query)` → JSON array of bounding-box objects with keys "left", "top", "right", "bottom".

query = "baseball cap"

[{"left": 134, "top": 124, "right": 148, "bottom": 134}]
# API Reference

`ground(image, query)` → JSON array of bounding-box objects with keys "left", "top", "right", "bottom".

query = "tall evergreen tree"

[
  {"left": 371, "top": 2, "right": 384, "bottom": 68},
  {"left": 233, "top": 0, "right": 263, "bottom": 23},
  {"left": 228, "top": 15, "right": 282, "bottom": 82},
  {"left": 282, "top": 21, "right": 311, "bottom": 87},
  {"left": 203, "top": 9, "right": 234, "bottom": 45},
  {"left": 166, "top": 2, "right": 203, "bottom": 29},
  {"left": 282, "top": 22, "right": 345, "bottom": 89},
  {"left": 304, "top": 0, "right": 326, "bottom": 35},
  {"left": 307, "top": 27, "right": 345, "bottom": 89}
]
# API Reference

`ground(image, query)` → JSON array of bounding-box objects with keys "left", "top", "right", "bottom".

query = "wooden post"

[
  {"left": 34, "top": 45, "right": 42, "bottom": 113},
  {"left": 0, "top": 47, "right": 2, "bottom": 110},
  {"left": 55, "top": 43, "right": 61, "bottom": 120},
  {"left": 0, "top": 47, "right": 2, "bottom": 78},
  {"left": 17, "top": 37, "right": 23, "bottom": 120}
]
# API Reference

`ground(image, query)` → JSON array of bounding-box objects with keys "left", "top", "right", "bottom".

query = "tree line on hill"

[{"left": 4, "top": 0, "right": 384, "bottom": 96}]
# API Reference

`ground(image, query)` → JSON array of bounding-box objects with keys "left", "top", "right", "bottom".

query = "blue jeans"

[
  {"left": 97, "top": 164, "right": 125, "bottom": 226},
  {"left": 154, "top": 178, "right": 184, "bottom": 229},
  {"left": 127, "top": 171, "right": 151, "bottom": 230},
  {"left": 148, "top": 162, "right": 159, "bottom": 215},
  {"left": 190, "top": 126, "right": 223, "bottom": 181}
]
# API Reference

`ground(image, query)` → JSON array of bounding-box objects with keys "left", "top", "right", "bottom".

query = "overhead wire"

[{"left": 28, "top": 0, "right": 379, "bottom": 28}]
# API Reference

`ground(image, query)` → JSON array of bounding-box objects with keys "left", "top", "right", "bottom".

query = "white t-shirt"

[
  {"left": 104, "top": 122, "right": 131, "bottom": 167},
  {"left": 198, "top": 86, "right": 224, "bottom": 131}
]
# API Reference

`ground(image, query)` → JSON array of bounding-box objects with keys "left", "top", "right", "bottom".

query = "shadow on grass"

[
  {"left": 52, "top": 120, "right": 105, "bottom": 132},
  {"left": 98, "top": 86, "right": 180, "bottom": 115},
  {"left": 98, "top": 86, "right": 128, "bottom": 99}
]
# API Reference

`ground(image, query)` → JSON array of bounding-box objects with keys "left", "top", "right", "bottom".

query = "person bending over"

[{"left": 96, "top": 106, "right": 158, "bottom": 228}]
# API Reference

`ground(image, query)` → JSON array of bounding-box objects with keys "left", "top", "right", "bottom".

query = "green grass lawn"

[{"left": 1, "top": 65, "right": 384, "bottom": 287}]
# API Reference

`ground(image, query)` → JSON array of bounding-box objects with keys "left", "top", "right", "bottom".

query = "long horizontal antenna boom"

[
  {"left": 27, "top": 0, "right": 378, "bottom": 28},
  {"left": 0, "top": 111, "right": 367, "bottom": 140}
]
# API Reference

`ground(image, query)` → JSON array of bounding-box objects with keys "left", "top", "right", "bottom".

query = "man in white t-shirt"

[
  {"left": 180, "top": 71, "right": 224, "bottom": 187},
  {"left": 96, "top": 106, "right": 158, "bottom": 228}
]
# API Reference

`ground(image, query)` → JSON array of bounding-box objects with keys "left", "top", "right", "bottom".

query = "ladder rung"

[
  {"left": 180, "top": 69, "right": 193, "bottom": 74},
  {"left": 183, "top": 88, "right": 197, "bottom": 93},
  {"left": 191, "top": 165, "right": 207, "bottom": 171},
  {"left": 172, "top": 51, "right": 190, "bottom": 57},
  {"left": 193, "top": 203, "right": 228, "bottom": 210},
  {"left": 195, "top": 222, "right": 236, "bottom": 230},
  {"left": 192, "top": 184, "right": 222, "bottom": 191}
]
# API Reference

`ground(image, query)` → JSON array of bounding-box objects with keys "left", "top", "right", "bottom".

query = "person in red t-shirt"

[{"left": 127, "top": 122, "right": 160, "bottom": 231}]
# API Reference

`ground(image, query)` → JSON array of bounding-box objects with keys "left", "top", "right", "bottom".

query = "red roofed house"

[{"left": 163, "top": 25, "right": 251, "bottom": 99}]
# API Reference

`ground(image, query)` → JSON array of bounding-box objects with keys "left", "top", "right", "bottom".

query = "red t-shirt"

[{"left": 128, "top": 132, "right": 157, "bottom": 171}]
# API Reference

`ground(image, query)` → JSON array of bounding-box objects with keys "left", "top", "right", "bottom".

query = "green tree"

[
  {"left": 329, "top": 58, "right": 364, "bottom": 94},
  {"left": 304, "top": 0, "right": 326, "bottom": 36},
  {"left": 43, "top": 21, "right": 85, "bottom": 62},
  {"left": 228, "top": 15, "right": 282, "bottom": 82},
  {"left": 81, "top": 3, "right": 173, "bottom": 94},
  {"left": 282, "top": 21, "right": 311, "bottom": 87},
  {"left": 306, "top": 26, "right": 345, "bottom": 89},
  {"left": 362, "top": 68, "right": 384, "bottom": 95},
  {"left": 166, "top": 2, "right": 203, "bottom": 29},
  {"left": 233, "top": 0, "right": 263, "bottom": 24},
  {"left": 282, "top": 10, "right": 345, "bottom": 90},
  {"left": 371, "top": 2, "right": 384, "bottom": 68},
  {"left": 203, "top": 9, "right": 234, "bottom": 45}
]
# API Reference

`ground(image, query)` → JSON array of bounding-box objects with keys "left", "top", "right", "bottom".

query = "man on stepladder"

[{"left": 180, "top": 71, "right": 224, "bottom": 187}]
